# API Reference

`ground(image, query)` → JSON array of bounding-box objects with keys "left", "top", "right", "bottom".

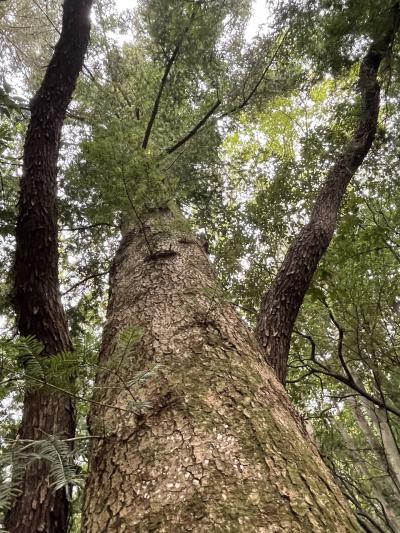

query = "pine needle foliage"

[{"left": 0, "top": 327, "right": 163, "bottom": 519}]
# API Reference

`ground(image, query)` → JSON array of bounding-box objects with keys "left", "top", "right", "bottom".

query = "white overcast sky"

[{"left": 114, "top": 0, "right": 271, "bottom": 41}]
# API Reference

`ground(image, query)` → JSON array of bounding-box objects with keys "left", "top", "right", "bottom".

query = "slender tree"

[
  {"left": 255, "top": 3, "right": 400, "bottom": 385},
  {"left": 5, "top": 1, "right": 93, "bottom": 531}
]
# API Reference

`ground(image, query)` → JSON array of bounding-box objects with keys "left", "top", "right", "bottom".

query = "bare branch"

[
  {"left": 293, "top": 330, "right": 400, "bottom": 418},
  {"left": 60, "top": 222, "right": 116, "bottom": 232},
  {"left": 312, "top": 364, "right": 400, "bottom": 419},
  {"left": 319, "top": 299, "right": 356, "bottom": 383},
  {"left": 142, "top": 29, "right": 189, "bottom": 149},
  {"left": 62, "top": 270, "right": 110, "bottom": 296}
]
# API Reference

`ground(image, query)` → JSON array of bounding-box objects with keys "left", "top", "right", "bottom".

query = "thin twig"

[
  {"left": 62, "top": 270, "right": 110, "bottom": 295},
  {"left": 60, "top": 222, "right": 116, "bottom": 232},
  {"left": 26, "top": 375, "right": 137, "bottom": 415},
  {"left": 121, "top": 175, "right": 154, "bottom": 255}
]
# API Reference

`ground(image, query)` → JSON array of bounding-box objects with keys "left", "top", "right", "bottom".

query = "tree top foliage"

[{"left": 0, "top": 0, "right": 400, "bottom": 530}]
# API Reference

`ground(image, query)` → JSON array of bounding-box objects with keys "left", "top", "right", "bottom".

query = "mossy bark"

[{"left": 82, "top": 207, "right": 360, "bottom": 532}]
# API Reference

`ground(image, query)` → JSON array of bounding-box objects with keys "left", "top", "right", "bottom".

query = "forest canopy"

[{"left": 0, "top": 0, "right": 399, "bottom": 531}]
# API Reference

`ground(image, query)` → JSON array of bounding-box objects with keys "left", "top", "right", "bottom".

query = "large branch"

[
  {"left": 162, "top": 39, "right": 281, "bottom": 157},
  {"left": 163, "top": 31, "right": 286, "bottom": 156},
  {"left": 142, "top": 35, "right": 186, "bottom": 150},
  {"left": 215, "top": 30, "right": 288, "bottom": 123},
  {"left": 6, "top": 1, "right": 93, "bottom": 532},
  {"left": 255, "top": 5, "right": 400, "bottom": 385}
]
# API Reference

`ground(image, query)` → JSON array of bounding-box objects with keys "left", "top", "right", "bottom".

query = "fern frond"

[
  {"left": 0, "top": 442, "right": 25, "bottom": 514},
  {"left": 127, "top": 363, "right": 164, "bottom": 387},
  {"left": 32, "top": 437, "right": 80, "bottom": 493},
  {"left": 16, "top": 336, "right": 44, "bottom": 358},
  {"left": 24, "top": 356, "right": 45, "bottom": 387},
  {"left": 117, "top": 326, "right": 144, "bottom": 353},
  {"left": 41, "top": 352, "right": 80, "bottom": 392},
  {"left": 0, "top": 436, "right": 81, "bottom": 512}
]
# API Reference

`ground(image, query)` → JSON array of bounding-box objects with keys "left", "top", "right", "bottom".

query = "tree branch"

[
  {"left": 62, "top": 270, "right": 110, "bottom": 296},
  {"left": 293, "top": 330, "right": 400, "bottom": 418},
  {"left": 255, "top": 4, "right": 400, "bottom": 385},
  {"left": 311, "top": 363, "right": 400, "bottom": 419},
  {"left": 142, "top": 25, "right": 190, "bottom": 150},
  {"left": 61, "top": 222, "right": 117, "bottom": 232},
  {"left": 221, "top": 30, "right": 288, "bottom": 119},
  {"left": 165, "top": 99, "right": 221, "bottom": 154}
]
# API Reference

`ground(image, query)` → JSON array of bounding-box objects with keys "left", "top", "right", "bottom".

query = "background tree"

[{"left": 3, "top": 1, "right": 93, "bottom": 531}]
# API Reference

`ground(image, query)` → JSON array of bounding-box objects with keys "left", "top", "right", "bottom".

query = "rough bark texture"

[
  {"left": 5, "top": 1, "right": 92, "bottom": 531},
  {"left": 255, "top": 8, "right": 400, "bottom": 385},
  {"left": 82, "top": 207, "right": 360, "bottom": 532}
]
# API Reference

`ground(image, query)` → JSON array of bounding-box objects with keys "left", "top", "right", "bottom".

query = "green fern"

[
  {"left": 127, "top": 363, "right": 164, "bottom": 387},
  {"left": 117, "top": 325, "right": 144, "bottom": 353},
  {"left": 41, "top": 352, "right": 80, "bottom": 393},
  {"left": 0, "top": 329, "right": 159, "bottom": 516},
  {"left": 0, "top": 445, "right": 25, "bottom": 513},
  {"left": 24, "top": 356, "right": 45, "bottom": 388},
  {"left": 0, "top": 436, "right": 81, "bottom": 514},
  {"left": 104, "top": 325, "right": 144, "bottom": 373},
  {"left": 15, "top": 336, "right": 44, "bottom": 359},
  {"left": 32, "top": 438, "right": 81, "bottom": 493}
]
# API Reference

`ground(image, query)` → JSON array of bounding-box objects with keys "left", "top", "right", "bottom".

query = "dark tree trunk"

[
  {"left": 255, "top": 8, "right": 400, "bottom": 385},
  {"left": 81, "top": 208, "right": 359, "bottom": 531},
  {"left": 5, "top": 1, "right": 92, "bottom": 531}
]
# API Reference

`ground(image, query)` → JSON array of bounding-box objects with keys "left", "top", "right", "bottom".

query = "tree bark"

[
  {"left": 5, "top": 1, "right": 92, "bottom": 531},
  {"left": 82, "top": 207, "right": 359, "bottom": 532},
  {"left": 255, "top": 7, "right": 400, "bottom": 385}
]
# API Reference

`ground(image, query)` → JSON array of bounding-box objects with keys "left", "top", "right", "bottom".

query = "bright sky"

[{"left": 114, "top": 0, "right": 271, "bottom": 41}]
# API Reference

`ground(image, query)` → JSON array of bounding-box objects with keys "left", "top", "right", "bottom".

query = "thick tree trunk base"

[{"left": 82, "top": 207, "right": 360, "bottom": 532}]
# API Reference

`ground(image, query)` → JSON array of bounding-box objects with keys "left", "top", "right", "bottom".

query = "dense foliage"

[{"left": 0, "top": 0, "right": 399, "bottom": 530}]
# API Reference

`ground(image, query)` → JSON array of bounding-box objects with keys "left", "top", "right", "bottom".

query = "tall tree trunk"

[
  {"left": 345, "top": 400, "right": 400, "bottom": 531},
  {"left": 5, "top": 1, "right": 92, "bottom": 531},
  {"left": 82, "top": 207, "right": 359, "bottom": 532},
  {"left": 356, "top": 398, "right": 400, "bottom": 494},
  {"left": 255, "top": 7, "right": 400, "bottom": 385}
]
